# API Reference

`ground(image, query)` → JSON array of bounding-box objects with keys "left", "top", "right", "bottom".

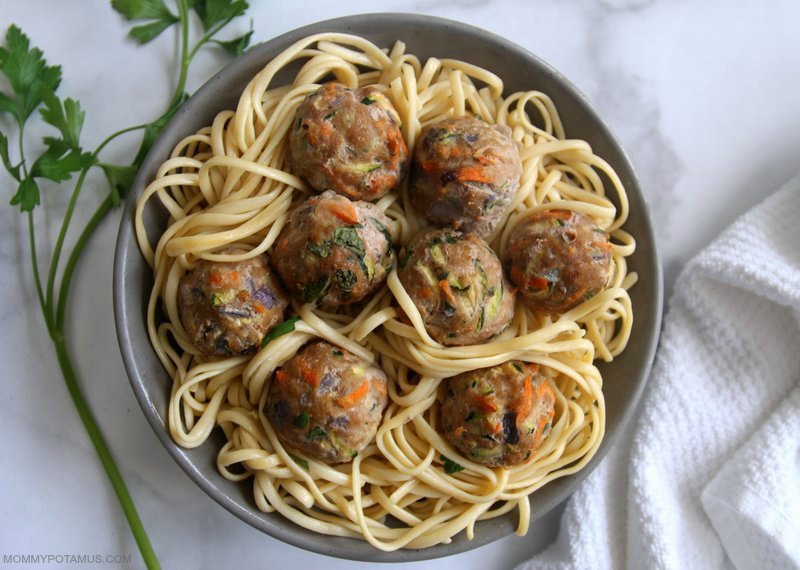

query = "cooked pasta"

[{"left": 134, "top": 32, "right": 636, "bottom": 550}]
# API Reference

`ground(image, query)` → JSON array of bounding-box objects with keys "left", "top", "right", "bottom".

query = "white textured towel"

[{"left": 519, "top": 175, "right": 800, "bottom": 569}]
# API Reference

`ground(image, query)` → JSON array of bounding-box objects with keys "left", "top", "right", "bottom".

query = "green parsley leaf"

[
  {"left": 193, "top": 0, "right": 249, "bottom": 32},
  {"left": 333, "top": 225, "right": 365, "bottom": 257},
  {"left": 307, "top": 240, "right": 331, "bottom": 258},
  {"left": 370, "top": 216, "right": 393, "bottom": 254},
  {"left": 260, "top": 316, "right": 300, "bottom": 348},
  {"left": 30, "top": 137, "right": 94, "bottom": 182},
  {"left": 333, "top": 225, "right": 371, "bottom": 279},
  {"left": 111, "top": 0, "right": 178, "bottom": 44},
  {"left": 213, "top": 28, "right": 253, "bottom": 56},
  {"left": 440, "top": 454, "right": 465, "bottom": 475},
  {"left": 129, "top": 19, "right": 178, "bottom": 44},
  {"left": 40, "top": 91, "right": 85, "bottom": 149},
  {"left": 308, "top": 426, "right": 326, "bottom": 439},
  {"left": 101, "top": 163, "right": 139, "bottom": 206},
  {"left": 9, "top": 177, "right": 39, "bottom": 212},
  {"left": 0, "top": 131, "right": 21, "bottom": 181},
  {"left": 293, "top": 411, "right": 310, "bottom": 428},
  {"left": 0, "top": 25, "right": 62, "bottom": 123},
  {"left": 287, "top": 453, "right": 309, "bottom": 471},
  {"left": 0, "top": 91, "right": 15, "bottom": 115},
  {"left": 112, "top": 0, "right": 175, "bottom": 19},
  {"left": 301, "top": 275, "right": 331, "bottom": 304}
]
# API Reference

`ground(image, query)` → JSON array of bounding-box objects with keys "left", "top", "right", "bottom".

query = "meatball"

[
  {"left": 177, "top": 249, "right": 290, "bottom": 356},
  {"left": 265, "top": 341, "right": 388, "bottom": 463},
  {"left": 440, "top": 361, "right": 556, "bottom": 467},
  {"left": 504, "top": 209, "right": 613, "bottom": 314},
  {"left": 289, "top": 82, "right": 409, "bottom": 202},
  {"left": 397, "top": 229, "right": 515, "bottom": 346},
  {"left": 273, "top": 190, "right": 395, "bottom": 307},
  {"left": 411, "top": 116, "right": 522, "bottom": 237}
]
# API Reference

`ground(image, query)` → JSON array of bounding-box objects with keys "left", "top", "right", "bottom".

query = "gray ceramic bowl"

[{"left": 114, "top": 13, "right": 662, "bottom": 562}]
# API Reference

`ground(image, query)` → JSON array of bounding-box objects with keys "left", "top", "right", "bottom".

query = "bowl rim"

[{"left": 113, "top": 12, "right": 663, "bottom": 562}]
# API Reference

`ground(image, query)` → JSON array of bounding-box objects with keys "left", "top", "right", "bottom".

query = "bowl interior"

[{"left": 114, "top": 13, "right": 662, "bottom": 562}]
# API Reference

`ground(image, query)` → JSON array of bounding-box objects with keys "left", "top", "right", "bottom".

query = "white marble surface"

[{"left": 1, "top": 1, "right": 799, "bottom": 568}]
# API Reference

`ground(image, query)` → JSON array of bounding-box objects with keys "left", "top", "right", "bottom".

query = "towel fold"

[
  {"left": 518, "top": 175, "right": 800, "bottom": 569},
  {"left": 702, "top": 384, "right": 800, "bottom": 569}
]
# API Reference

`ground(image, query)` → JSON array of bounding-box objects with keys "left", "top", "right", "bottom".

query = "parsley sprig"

[{"left": 1, "top": 2, "right": 252, "bottom": 568}]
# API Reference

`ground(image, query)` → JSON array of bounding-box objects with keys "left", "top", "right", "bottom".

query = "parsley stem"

[
  {"left": 28, "top": 210, "right": 54, "bottom": 335},
  {"left": 95, "top": 123, "right": 150, "bottom": 154},
  {"left": 173, "top": 0, "right": 191, "bottom": 107},
  {"left": 188, "top": 17, "right": 234, "bottom": 61},
  {"left": 45, "top": 166, "right": 89, "bottom": 317},
  {"left": 52, "top": 335, "right": 159, "bottom": 570},
  {"left": 18, "top": 119, "right": 54, "bottom": 334},
  {"left": 17, "top": 119, "right": 27, "bottom": 176},
  {"left": 55, "top": 194, "right": 112, "bottom": 331}
]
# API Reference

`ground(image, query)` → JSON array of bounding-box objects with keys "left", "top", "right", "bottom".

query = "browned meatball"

[
  {"left": 411, "top": 116, "right": 522, "bottom": 237},
  {"left": 504, "top": 209, "right": 613, "bottom": 314},
  {"left": 177, "top": 249, "right": 290, "bottom": 356},
  {"left": 272, "top": 191, "right": 395, "bottom": 307},
  {"left": 265, "top": 341, "right": 388, "bottom": 463},
  {"left": 397, "top": 229, "right": 515, "bottom": 346},
  {"left": 289, "top": 82, "right": 409, "bottom": 202},
  {"left": 440, "top": 361, "right": 556, "bottom": 467}
]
